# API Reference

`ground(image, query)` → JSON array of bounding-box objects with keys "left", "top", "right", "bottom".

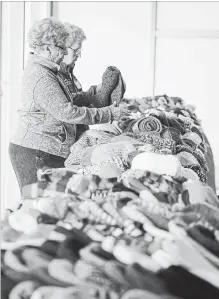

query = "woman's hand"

[{"left": 110, "top": 102, "right": 132, "bottom": 121}]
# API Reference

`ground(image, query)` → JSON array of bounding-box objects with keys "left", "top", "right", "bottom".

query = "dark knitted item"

[
  {"left": 158, "top": 266, "right": 219, "bottom": 299},
  {"left": 56, "top": 238, "right": 83, "bottom": 263},
  {"left": 187, "top": 225, "right": 219, "bottom": 257},
  {"left": 1, "top": 272, "right": 17, "bottom": 299},
  {"left": 123, "top": 263, "right": 169, "bottom": 294},
  {"left": 40, "top": 240, "right": 60, "bottom": 257},
  {"left": 110, "top": 72, "right": 126, "bottom": 106},
  {"left": 56, "top": 229, "right": 92, "bottom": 263},
  {"left": 94, "top": 66, "right": 126, "bottom": 107}
]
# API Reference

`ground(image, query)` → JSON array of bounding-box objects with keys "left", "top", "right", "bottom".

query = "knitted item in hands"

[
  {"left": 94, "top": 66, "right": 126, "bottom": 108},
  {"left": 110, "top": 73, "right": 126, "bottom": 106}
]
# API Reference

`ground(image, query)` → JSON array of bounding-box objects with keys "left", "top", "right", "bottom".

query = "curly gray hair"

[
  {"left": 64, "top": 23, "right": 86, "bottom": 47},
  {"left": 27, "top": 17, "right": 69, "bottom": 50}
]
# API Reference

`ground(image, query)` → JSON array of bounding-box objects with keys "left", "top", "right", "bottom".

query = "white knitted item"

[
  {"left": 177, "top": 167, "right": 199, "bottom": 181},
  {"left": 131, "top": 152, "right": 181, "bottom": 177}
]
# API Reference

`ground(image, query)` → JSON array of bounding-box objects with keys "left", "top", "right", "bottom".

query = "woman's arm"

[
  {"left": 72, "top": 85, "right": 99, "bottom": 107},
  {"left": 34, "top": 74, "right": 114, "bottom": 125},
  {"left": 72, "top": 84, "right": 108, "bottom": 108}
]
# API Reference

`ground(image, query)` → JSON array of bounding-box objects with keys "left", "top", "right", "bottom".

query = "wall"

[
  {"left": 1, "top": 1, "right": 219, "bottom": 213},
  {"left": 53, "top": 1, "right": 154, "bottom": 97},
  {"left": 154, "top": 2, "right": 219, "bottom": 188}
]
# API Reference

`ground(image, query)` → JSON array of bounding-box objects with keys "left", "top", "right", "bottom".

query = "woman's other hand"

[{"left": 110, "top": 101, "right": 132, "bottom": 121}]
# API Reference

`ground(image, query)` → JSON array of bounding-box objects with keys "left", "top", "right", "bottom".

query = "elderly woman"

[
  {"left": 9, "top": 17, "right": 130, "bottom": 194},
  {"left": 59, "top": 23, "right": 87, "bottom": 97}
]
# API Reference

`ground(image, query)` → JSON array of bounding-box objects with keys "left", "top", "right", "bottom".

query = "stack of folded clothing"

[{"left": 1, "top": 167, "right": 219, "bottom": 299}]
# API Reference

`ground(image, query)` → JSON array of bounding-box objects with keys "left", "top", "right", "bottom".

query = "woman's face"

[
  {"left": 63, "top": 41, "right": 82, "bottom": 67},
  {"left": 48, "top": 42, "right": 68, "bottom": 65}
]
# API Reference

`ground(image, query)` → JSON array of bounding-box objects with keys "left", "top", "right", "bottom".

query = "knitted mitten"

[
  {"left": 94, "top": 66, "right": 120, "bottom": 107},
  {"left": 110, "top": 73, "right": 126, "bottom": 106}
]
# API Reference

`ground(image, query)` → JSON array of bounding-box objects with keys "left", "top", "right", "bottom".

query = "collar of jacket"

[
  {"left": 28, "top": 53, "right": 60, "bottom": 74},
  {"left": 60, "top": 62, "right": 74, "bottom": 74}
]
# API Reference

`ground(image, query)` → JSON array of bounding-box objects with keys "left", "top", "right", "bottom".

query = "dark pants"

[{"left": 9, "top": 143, "right": 65, "bottom": 193}]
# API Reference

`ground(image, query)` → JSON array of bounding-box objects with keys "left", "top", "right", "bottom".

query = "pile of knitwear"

[
  {"left": 65, "top": 95, "right": 210, "bottom": 186},
  {"left": 1, "top": 167, "right": 219, "bottom": 299},
  {"left": 2, "top": 95, "right": 219, "bottom": 299}
]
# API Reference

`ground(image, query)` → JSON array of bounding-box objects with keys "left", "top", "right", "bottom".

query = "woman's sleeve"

[
  {"left": 72, "top": 85, "right": 98, "bottom": 107},
  {"left": 33, "top": 75, "right": 112, "bottom": 125}
]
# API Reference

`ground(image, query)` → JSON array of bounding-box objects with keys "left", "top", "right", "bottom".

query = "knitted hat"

[{"left": 94, "top": 66, "right": 126, "bottom": 108}]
